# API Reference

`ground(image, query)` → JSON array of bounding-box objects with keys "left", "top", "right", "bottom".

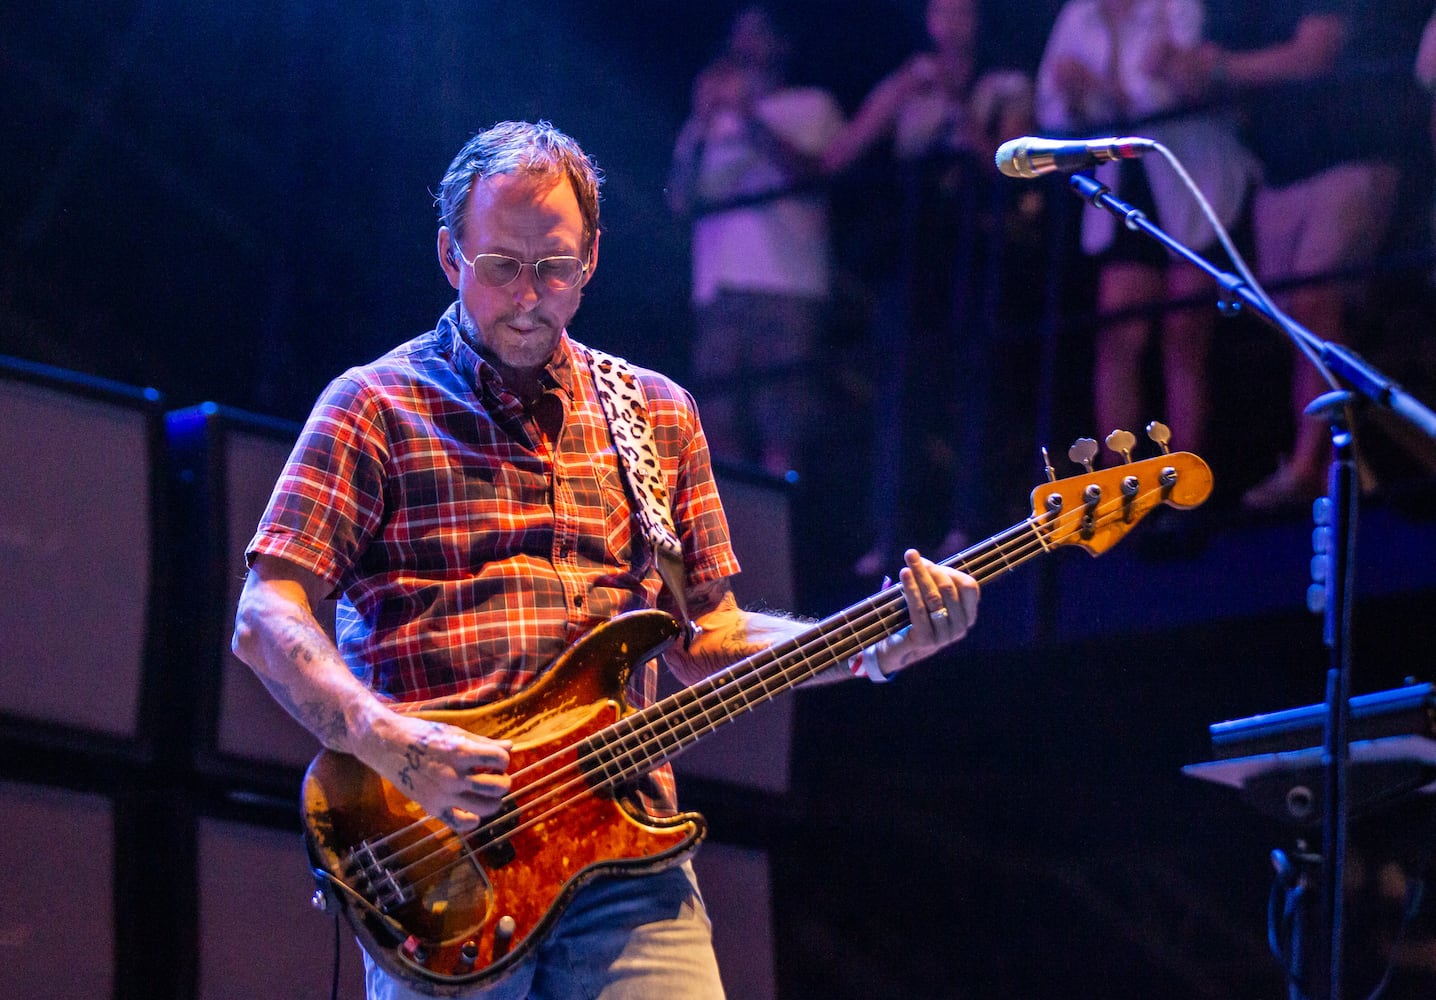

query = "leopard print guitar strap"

[{"left": 585, "top": 347, "right": 697, "bottom": 645}]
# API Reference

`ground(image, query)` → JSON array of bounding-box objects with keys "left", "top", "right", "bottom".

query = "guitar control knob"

[
  {"left": 458, "top": 941, "right": 479, "bottom": 969},
  {"left": 402, "top": 935, "right": 429, "bottom": 963},
  {"left": 494, "top": 915, "right": 517, "bottom": 957},
  {"left": 310, "top": 888, "right": 329, "bottom": 913}
]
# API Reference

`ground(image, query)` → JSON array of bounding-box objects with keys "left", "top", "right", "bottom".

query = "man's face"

[
  {"left": 926, "top": 0, "right": 976, "bottom": 51},
  {"left": 729, "top": 8, "right": 785, "bottom": 69},
  {"left": 438, "top": 172, "right": 597, "bottom": 382}
]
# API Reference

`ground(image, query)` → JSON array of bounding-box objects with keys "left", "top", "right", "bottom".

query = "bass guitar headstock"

[{"left": 1032, "top": 423, "right": 1213, "bottom": 556}]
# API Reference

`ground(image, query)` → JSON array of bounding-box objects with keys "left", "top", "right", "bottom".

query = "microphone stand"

[{"left": 1065, "top": 172, "right": 1436, "bottom": 1000}]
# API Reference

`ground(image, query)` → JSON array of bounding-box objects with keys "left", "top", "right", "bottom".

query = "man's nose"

[{"left": 509, "top": 266, "right": 543, "bottom": 308}]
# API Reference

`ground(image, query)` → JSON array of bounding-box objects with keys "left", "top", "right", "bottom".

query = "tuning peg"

[
  {"left": 1146, "top": 421, "right": 1172, "bottom": 454},
  {"left": 1068, "top": 438, "right": 1099, "bottom": 472},
  {"left": 1105, "top": 429, "right": 1136, "bottom": 464},
  {"left": 1041, "top": 446, "right": 1057, "bottom": 483}
]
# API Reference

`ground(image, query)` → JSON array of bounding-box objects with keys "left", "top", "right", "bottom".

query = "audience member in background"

[
  {"left": 1420, "top": 6, "right": 1436, "bottom": 127},
  {"left": 1172, "top": 0, "right": 1426, "bottom": 509},
  {"left": 822, "top": 0, "right": 1034, "bottom": 577},
  {"left": 1035, "top": 0, "right": 1259, "bottom": 467},
  {"left": 822, "top": 0, "right": 1031, "bottom": 175},
  {"left": 667, "top": 5, "right": 845, "bottom": 479},
  {"left": 1416, "top": 5, "right": 1436, "bottom": 274}
]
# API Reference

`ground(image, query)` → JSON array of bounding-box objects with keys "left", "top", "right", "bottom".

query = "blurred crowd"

[{"left": 669, "top": 0, "right": 1436, "bottom": 578}]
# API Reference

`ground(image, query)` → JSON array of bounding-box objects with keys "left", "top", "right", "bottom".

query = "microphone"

[{"left": 995, "top": 136, "right": 1157, "bottom": 179}]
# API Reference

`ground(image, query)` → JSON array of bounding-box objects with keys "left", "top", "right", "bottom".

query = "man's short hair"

[{"left": 437, "top": 120, "right": 603, "bottom": 256}]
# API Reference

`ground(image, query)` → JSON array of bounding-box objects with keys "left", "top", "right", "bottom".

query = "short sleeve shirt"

[{"left": 247, "top": 303, "right": 739, "bottom": 715}]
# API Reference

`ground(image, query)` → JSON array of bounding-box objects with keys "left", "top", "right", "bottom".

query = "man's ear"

[
  {"left": 582, "top": 229, "right": 601, "bottom": 286},
  {"left": 437, "top": 227, "right": 462, "bottom": 290}
]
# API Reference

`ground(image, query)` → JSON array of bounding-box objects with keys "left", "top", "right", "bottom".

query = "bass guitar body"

[{"left": 301, "top": 610, "right": 701, "bottom": 996}]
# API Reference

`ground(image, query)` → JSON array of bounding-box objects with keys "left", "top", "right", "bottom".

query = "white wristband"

[
  {"left": 849, "top": 575, "right": 897, "bottom": 683},
  {"left": 847, "top": 646, "right": 892, "bottom": 684}
]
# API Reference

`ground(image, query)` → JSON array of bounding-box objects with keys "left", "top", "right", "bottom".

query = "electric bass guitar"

[{"left": 301, "top": 438, "right": 1213, "bottom": 995}]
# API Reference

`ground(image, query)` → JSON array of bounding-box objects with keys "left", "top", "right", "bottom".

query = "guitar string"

[
  {"left": 341, "top": 525, "right": 1021, "bottom": 896},
  {"left": 349, "top": 481, "right": 1166, "bottom": 898},
  {"left": 349, "top": 517, "right": 1038, "bottom": 868},
  {"left": 459, "top": 521, "right": 1035, "bottom": 815},
  {"left": 588, "top": 520, "right": 1041, "bottom": 771},
  {"left": 342, "top": 521, "right": 1032, "bottom": 884},
  {"left": 350, "top": 479, "right": 1164, "bottom": 901},
  {"left": 347, "top": 475, "right": 1185, "bottom": 903},
  {"left": 350, "top": 567, "right": 933, "bottom": 898}
]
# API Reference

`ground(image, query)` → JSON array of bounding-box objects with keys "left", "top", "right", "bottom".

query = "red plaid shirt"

[{"left": 248, "top": 306, "right": 740, "bottom": 806}]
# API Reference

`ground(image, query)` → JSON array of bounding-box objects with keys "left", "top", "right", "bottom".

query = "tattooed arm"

[
  {"left": 664, "top": 550, "right": 980, "bottom": 687},
  {"left": 232, "top": 554, "right": 511, "bottom": 829},
  {"left": 661, "top": 579, "right": 817, "bottom": 688}
]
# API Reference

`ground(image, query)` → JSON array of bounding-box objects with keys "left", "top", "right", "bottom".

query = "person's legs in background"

[
  {"left": 1160, "top": 260, "right": 1215, "bottom": 457},
  {"left": 1093, "top": 259, "right": 1164, "bottom": 452},
  {"left": 1243, "top": 161, "right": 1400, "bottom": 510}
]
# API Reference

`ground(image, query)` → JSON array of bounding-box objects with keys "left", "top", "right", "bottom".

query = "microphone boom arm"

[{"left": 1066, "top": 173, "right": 1436, "bottom": 440}]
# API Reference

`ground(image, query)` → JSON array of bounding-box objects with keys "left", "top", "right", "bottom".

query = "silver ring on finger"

[{"left": 928, "top": 607, "right": 949, "bottom": 625}]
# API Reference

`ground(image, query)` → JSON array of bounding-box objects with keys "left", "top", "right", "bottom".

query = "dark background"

[
  {"left": 5, "top": 2, "right": 1436, "bottom": 998},
  {"left": 0, "top": 0, "right": 1065, "bottom": 421}
]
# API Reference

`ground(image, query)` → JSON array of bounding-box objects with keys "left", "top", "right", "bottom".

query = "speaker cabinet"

[
  {"left": 0, "top": 357, "right": 164, "bottom": 745},
  {"left": 712, "top": 464, "right": 795, "bottom": 612},
  {"left": 167, "top": 405, "right": 328, "bottom": 777},
  {"left": 693, "top": 842, "right": 777, "bottom": 1000},
  {"left": 665, "top": 466, "right": 797, "bottom": 796},
  {"left": 0, "top": 780, "right": 116, "bottom": 998},
  {"left": 196, "top": 816, "right": 365, "bottom": 1000}
]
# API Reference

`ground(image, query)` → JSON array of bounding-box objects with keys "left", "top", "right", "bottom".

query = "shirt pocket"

[{"left": 596, "top": 465, "right": 638, "bottom": 567}]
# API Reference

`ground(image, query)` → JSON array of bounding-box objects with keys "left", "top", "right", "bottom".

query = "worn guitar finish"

[
  {"left": 303, "top": 613, "right": 693, "bottom": 994},
  {"left": 302, "top": 449, "right": 1214, "bottom": 995}
]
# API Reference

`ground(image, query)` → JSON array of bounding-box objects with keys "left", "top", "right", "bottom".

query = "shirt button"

[{"left": 573, "top": 595, "right": 584, "bottom": 608}]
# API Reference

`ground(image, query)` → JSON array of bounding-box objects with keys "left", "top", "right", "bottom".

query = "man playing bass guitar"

[{"left": 232, "top": 120, "right": 980, "bottom": 1000}]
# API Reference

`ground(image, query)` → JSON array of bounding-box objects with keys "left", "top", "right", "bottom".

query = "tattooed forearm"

[
  {"left": 248, "top": 668, "right": 352, "bottom": 750},
  {"left": 670, "top": 576, "right": 863, "bottom": 688},
  {"left": 664, "top": 585, "right": 816, "bottom": 684},
  {"left": 699, "top": 625, "right": 761, "bottom": 672},
  {"left": 230, "top": 565, "right": 390, "bottom": 755},
  {"left": 301, "top": 702, "right": 350, "bottom": 747},
  {"left": 686, "top": 579, "right": 732, "bottom": 618},
  {"left": 243, "top": 612, "right": 357, "bottom": 750},
  {"left": 274, "top": 613, "right": 330, "bottom": 669}
]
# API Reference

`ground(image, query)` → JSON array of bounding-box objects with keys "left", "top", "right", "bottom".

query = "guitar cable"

[{"left": 329, "top": 909, "right": 341, "bottom": 1000}]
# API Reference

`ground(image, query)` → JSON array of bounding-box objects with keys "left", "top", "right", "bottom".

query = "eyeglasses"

[{"left": 451, "top": 241, "right": 590, "bottom": 291}]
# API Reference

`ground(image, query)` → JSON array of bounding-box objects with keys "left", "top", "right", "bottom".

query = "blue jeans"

[{"left": 363, "top": 862, "right": 725, "bottom": 1000}]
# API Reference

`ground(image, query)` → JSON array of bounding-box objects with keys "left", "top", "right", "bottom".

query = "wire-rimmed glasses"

[{"left": 452, "top": 242, "right": 590, "bottom": 291}]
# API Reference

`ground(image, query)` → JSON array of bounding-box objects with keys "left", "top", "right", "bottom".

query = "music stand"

[{"left": 1186, "top": 683, "right": 1436, "bottom": 998}]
